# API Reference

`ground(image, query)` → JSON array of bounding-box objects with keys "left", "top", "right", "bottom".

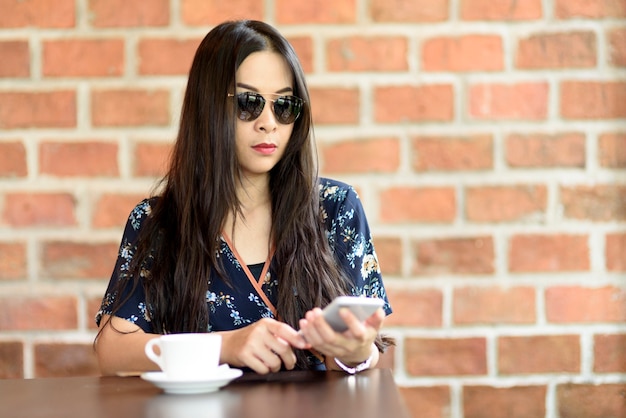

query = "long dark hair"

[{"left": 102, "top": 20, "right": 390, "bottom": 368}]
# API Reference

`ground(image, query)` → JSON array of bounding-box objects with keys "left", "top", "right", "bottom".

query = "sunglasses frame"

[{"left": 228, "top": 92, "right": 304, "bottom": 125}]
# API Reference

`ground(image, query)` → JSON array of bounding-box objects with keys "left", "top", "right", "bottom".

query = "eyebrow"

[{"left": 236, "top": 82, "right": 293, "bottom": 94}]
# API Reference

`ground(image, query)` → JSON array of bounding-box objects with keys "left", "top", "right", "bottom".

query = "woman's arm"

[
  {"left": 96, "top": 315, "right": 310, "bottom": 376},
  {"left": 95, "top": 315, "right": 160, "bottom": 376}
]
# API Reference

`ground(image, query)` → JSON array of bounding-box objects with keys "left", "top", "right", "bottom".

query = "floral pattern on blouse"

[{"left": 95, "top": 178, "right": 392, "bottom": 334}]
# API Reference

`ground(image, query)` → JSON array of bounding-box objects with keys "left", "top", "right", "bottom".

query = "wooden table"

[{"left": 0, "top": 369, "right": 411, "bottom": 418}]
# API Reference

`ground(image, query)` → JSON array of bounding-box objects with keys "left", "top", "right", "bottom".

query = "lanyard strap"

[{"left": 221, "top": 233, "right": 277, "bottom": 317}]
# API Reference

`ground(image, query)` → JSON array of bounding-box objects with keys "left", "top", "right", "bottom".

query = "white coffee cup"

[{"left": 145, "top": 333, "right": 222, "bottom": 379}]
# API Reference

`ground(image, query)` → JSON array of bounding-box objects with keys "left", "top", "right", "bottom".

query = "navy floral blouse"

[{"left": 95, "top": 178, "right": 392, "bottom": 336}]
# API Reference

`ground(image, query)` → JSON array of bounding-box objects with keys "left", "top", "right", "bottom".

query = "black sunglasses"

[{"left": 229, "top": 92, "right": 304, "bottom": 125}]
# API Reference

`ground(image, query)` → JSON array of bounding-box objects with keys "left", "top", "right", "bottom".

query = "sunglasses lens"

[
  {"left": 234, "top": 93, "right": 303, "bottom": 124},
  {"left": 236, "top": 93, "right": 265, "bottom": 121},
  {"left": 273, "top": 96, "right": 303, "bottom": 124}
]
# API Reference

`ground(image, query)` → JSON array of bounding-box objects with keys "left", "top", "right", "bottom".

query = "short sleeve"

[
  {"left": 320, "top": 179, "right": 392, "bottom": 316},
  {"left": 95, "top": 199, "right": 154, "bottom": 332}
]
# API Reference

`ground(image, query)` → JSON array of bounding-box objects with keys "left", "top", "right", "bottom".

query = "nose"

[{"left": 254, "top": 100, "right": 278, "bottom": 133}]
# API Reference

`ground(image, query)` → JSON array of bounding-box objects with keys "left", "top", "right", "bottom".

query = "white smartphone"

[{"left": 322, "top": 296, "right": 384, "bottom": 332}]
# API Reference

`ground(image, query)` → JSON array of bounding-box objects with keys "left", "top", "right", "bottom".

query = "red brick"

[
  {"left": 609, "top": 28, "right": 626, "bottom": 67},
  {"left": 469, "top": 82, "right": 548, "bottom": 120},
  {"left": 327, "top": 37, "right": 408, "bottom": 72},
  {"left": 557, "top": 383, "right": 626, "bottom": 418},
  {"left": 370, "top": 0, "right": 449, "bottom": 22},
  {"left": 453, "top": 286, "right": 536, "bottom": 325},
  {"left": 92, "top": 193, "right": 145, "bottom": 228},
  {"left": 466, "top": 185, "right": 547, "bottom": 223},
  {"left": 546, "top": 286, "right": 626, "bottom": 323},
  {"left": 41, "top": 241, "right": 118, "bottom": 280},
  {"left": 0, "top": 91, "right": 76, "bottom": 129},
  {"left": 88, "top": 0, "right": 169, "bottom": 27},
  {"left": 607, "top": 233, "right": 626, "bottom": 271},
  {"left": 0, "top": 40, "right": 29, "bottom": 77},
  {"left": 2, "top": 193, "right": 76, "bottom": 227},
  {"left": 384, "top": 288, "right": 442, "bottom": 327},
  {"left": 561, "top": 81, "right": 626, "bottom": 119},
  {"left": 499, "top": 335, "right": 580, "bottom": 374},
  {"left": 460, "top": 0, "right": 543, "bottom": 20},
  {"left": 560, "top": 185, "right": 626, "bottom": 222},
  {"left": 463, "top": 386, "right": 546, "bottom": 418},
  {"left": 43, "top": 39, "right": 124, "bottom": 77},
  {"left": 138, "top": 38, "right": 200, "bottom": 75},
  {"left": 0, "top": 242, "right": 27, "bottom": 280},
  {"left": 405, "top": 337, "right": 487, "bottom": 376},
  {"left": 509, "top": 234, "right": 589, "bottom": 273},
  {"left": 180, "top": 0, "right": 264, "bottom": 25},
  {"left": 0, "top": 296, "right": 78, "bottom": 330},
  {"left": 321, "top": 137, "right": 400, "bottom": 174},
  {"left": 276, "top": 0, "right": 357, "bottom": 24},
  {"left": 0, "top": 341, "right": 23, "bottom": 378},
  {"left": 380, "top": 187, "right": 456, "bottom": 223},
  {"left": 375, "top": 85, "right": 454, "bottom": 123},
  {"left": 423, "top": 35, "right": 503, "bottom": 72},
  {"left": 594, "top": 334, "right": 626, "bottom": 373},
  {"left": 516, "top": 31, "right": 597, "bottom": 69},
  {"left": 399, "top": 386, "right": 450, "bottom": 418},
  {"left": 309, "top": 88, "right": 360, "bottom": 125},
  {"left": 555, "top": 0, "right": 626, "bottom": 19},
  {"left": 506, "top": 132, "right": 586, "bottom": 168},
  {"left": 34, "top": 343, "right": 99, "bottom": 377},
  {"left": 0, "top": 0, "right": 75, "bottom": 28},
  {"left": 373, "top": 237, "right": 402, "bottom": 276},
  {"left": 0, "top": 141, "right": 27, "bottom": 177},
  {"left": 599, "top": 132, "right": 626, "bottom": 168},
  {"left": 91, "top": 89, "right": 170, "bottom": 127},
  {"left": 133, "top": 141, "right": 172, "bottom": 177},
  {"left": 412, "top": 135, "right": 493, "bottom": 172},
  {"left": 287, "top": 37, "right": 314, "bottom": 74},
  {"left": 413, "top": 236, "right": 495, "bottom": 275},
  {"left": 39, "top": 141, "right": 119, "bottom": 177}
]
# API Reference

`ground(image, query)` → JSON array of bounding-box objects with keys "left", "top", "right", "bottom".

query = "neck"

[
  {"left": 236, "top": 173, "right": 271, "bottom": 213},
  {"left": 223, "top": 173, "right": 273, "bottom": 264}
]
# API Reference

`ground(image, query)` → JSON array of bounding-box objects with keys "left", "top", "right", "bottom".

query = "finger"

[
  {"left": 311, "top": 308, "right": 343, "bottom": 340},
  {"left": 235, "top": 342, "right": 273, "bottom": 374},
  {"left": 269, "top": 321, "right": 310, "bottom": 349},
  {"left": 339, "top": 308, "right": 367, "bottom": 338},
  {"left": 246, "top": 356, "right": 272, "bottom": 374},
  {"left": 298, "top": 315, "right": 322, "bottom": 346},
  {"left": 304, "top": 309, "right": 335, "bottom": 344},
  {"left": 298, "top": 318, "right": 308, "bottom": 335},
  {"left": 265, "top": 337, "right": 297, "bottom": 370},
  {"left": 339, "top": 308, "right": 365, "bottom": 335},
  {"left": 276, "top": 347, "right": 296, "bottom": 370},
  {"left": 257, "top": 349, "right": 284, "bottom": 373},
  {"left": 364, "top": 308, "right": 385, "bottom": 329},
  {"left": 297, "top": 320, "right": 311, "bottom": 345}
]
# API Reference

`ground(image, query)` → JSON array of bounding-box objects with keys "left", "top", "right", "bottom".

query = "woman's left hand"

[{"left": 298, "top": 306, "right": 384, "bottom": 367}]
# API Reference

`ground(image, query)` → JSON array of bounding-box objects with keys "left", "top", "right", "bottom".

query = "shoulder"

[
  {"left": 318, "top": 177, "right": 358, "bottom": 204},
  {"left": 126, "top": 196, "right": 159, "bottom": 231}
]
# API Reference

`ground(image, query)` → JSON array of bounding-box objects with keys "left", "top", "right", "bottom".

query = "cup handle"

[{"left": 144, "top": 338, "right": 164, "bottom": 370}]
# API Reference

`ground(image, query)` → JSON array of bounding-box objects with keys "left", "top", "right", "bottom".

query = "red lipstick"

[{"left": 252, "top": 143, "right": 277, "bottom": 155}]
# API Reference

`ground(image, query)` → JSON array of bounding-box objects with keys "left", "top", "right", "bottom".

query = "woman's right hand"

[{"left": 218, "top": 318, "right": 310, "bottom": 374}]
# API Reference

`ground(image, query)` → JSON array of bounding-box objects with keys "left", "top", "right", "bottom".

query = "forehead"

[{"left": 235, "top": 51, "right": 293, "bottom": 92}]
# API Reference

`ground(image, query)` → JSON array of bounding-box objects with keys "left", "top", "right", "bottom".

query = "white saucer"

[{"left": 141, "top": 367, "right": 243, "bottom": 394}]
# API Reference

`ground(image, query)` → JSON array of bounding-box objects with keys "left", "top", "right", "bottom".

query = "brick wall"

[{"left": 0, "top": 0, "right": 625, "bottom": 417}]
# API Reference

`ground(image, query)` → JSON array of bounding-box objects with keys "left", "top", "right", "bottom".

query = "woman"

[{"left": 95, "top": 20, "right": 392, "bottom": 375}]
